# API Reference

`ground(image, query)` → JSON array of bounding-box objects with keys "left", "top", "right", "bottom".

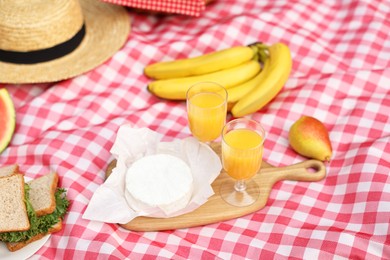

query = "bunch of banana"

[
  {"left": 146, "top": 45, "right": 261, "bottom": 100},
  {"left": 145, "top": 42, "right": 292, "bottom": 116},
  {"left": 230, "top": 42, "right": 292, "bottom": 117}
]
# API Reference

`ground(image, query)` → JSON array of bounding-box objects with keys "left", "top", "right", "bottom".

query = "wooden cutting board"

[{"left": 105, "top": 143, "right": 326, "bottom": 232}]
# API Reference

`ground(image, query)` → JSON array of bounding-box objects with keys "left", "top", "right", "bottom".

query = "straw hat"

[{"left": 0, "top": 0, "right": 130, "bottom": 84}]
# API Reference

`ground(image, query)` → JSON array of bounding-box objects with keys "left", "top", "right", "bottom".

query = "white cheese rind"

[{"left": 125, "top": 154, "right": 193, "bottom": 215}]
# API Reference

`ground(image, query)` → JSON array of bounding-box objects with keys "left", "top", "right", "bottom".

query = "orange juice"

[
  {"left": 187, "top": 92, "right": 227, "bottom": 142},
  {"left": 222, "top": 128, "right": 264, "bottom": 180}
]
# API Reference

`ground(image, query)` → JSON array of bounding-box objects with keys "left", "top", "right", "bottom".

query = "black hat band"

[{"left": 0, "top": 24, "right": 86, "bottom": 64}]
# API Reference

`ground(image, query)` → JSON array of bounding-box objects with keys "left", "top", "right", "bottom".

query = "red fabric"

[
  {"left": 1, "top": 0, "right": 390, "bottom": 259},
  {"left": 103, "top": 0, "right": 206, "bottom": 16}
]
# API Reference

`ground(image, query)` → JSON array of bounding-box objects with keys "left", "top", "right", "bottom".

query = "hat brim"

[{"left": 0, "top": 0, "right": 131, "bottom": 84}]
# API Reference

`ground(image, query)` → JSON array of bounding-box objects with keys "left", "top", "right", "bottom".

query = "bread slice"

[
  {"left": 0, "top": 164, "right": 19, "bottom": 178},
  {"left": 0, "top": 174, "right": 30, "bottom": 233},
  {"left": 5, "top": 219, "right": 63, "bottom": 252},
  {"left": 27, "top": 172, "right": 59, "bottom": 216}
]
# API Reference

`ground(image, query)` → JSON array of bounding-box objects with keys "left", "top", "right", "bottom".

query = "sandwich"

[
  {"left": 0, "top": 164, "right": 19, "bottom": 178},
  {"left": 0, "top": 165, "right": 69, "bottom": 252}
]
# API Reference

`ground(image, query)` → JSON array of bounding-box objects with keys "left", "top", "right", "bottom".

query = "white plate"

[
  {"left": 0, "top": 176, "right": 51, "bottom": 259},
  {"left": 0, "top": 234, "right": 50, "bottom": 260}
]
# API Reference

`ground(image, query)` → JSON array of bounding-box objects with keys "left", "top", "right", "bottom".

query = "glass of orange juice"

[
  {"left": 220, "top": 118, "right": 266, "bottom": 207},
  {"left": 186, "top": 82, "right": 228, "bottom": 143}
]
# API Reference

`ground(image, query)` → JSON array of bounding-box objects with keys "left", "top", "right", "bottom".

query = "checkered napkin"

[
  {"left": 102, "top": 0, "right": 207, "bottom": 16},
  {"left": 2, "top": 0, "right": 390, "bottom": 259}
]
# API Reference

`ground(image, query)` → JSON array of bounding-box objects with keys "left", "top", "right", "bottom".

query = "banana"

[
  {"left": 148, "top": 60, "right": 261, "bottom": 100},
  {"left": 231, "top": 42, "right": 292, "bottom": 117},
  {"left": 226, "top": 58, "right": 270, "bottom": 105},
  {"left": 144, "top": 46, "right": 256, "bottom": 80}
]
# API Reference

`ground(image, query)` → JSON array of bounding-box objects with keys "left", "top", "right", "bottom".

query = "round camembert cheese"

[{"left": 125, "top": 154, "right": 193, "bottom": 215}]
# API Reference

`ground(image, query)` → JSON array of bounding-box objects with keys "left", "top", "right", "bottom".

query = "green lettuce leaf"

[{"left": 0, "top": 186, "right": 70, "bottom": 243}]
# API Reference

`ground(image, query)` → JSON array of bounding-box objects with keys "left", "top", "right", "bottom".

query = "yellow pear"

[{"left": 288, "top": 116, "right": 332, "bottom": 162}]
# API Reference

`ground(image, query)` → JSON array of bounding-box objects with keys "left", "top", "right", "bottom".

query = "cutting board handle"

[{"left": 259, "top": 159, "right": 326, "bottom": 184}]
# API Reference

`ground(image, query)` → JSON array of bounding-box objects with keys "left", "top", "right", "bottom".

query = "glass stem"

[{"left": 234, "top": 180, "right": 247, "bottom": 192}]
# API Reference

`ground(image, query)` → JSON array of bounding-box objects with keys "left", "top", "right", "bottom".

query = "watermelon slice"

[{"left": 0, "top": 88, "right": 16, "bottom": 154}]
